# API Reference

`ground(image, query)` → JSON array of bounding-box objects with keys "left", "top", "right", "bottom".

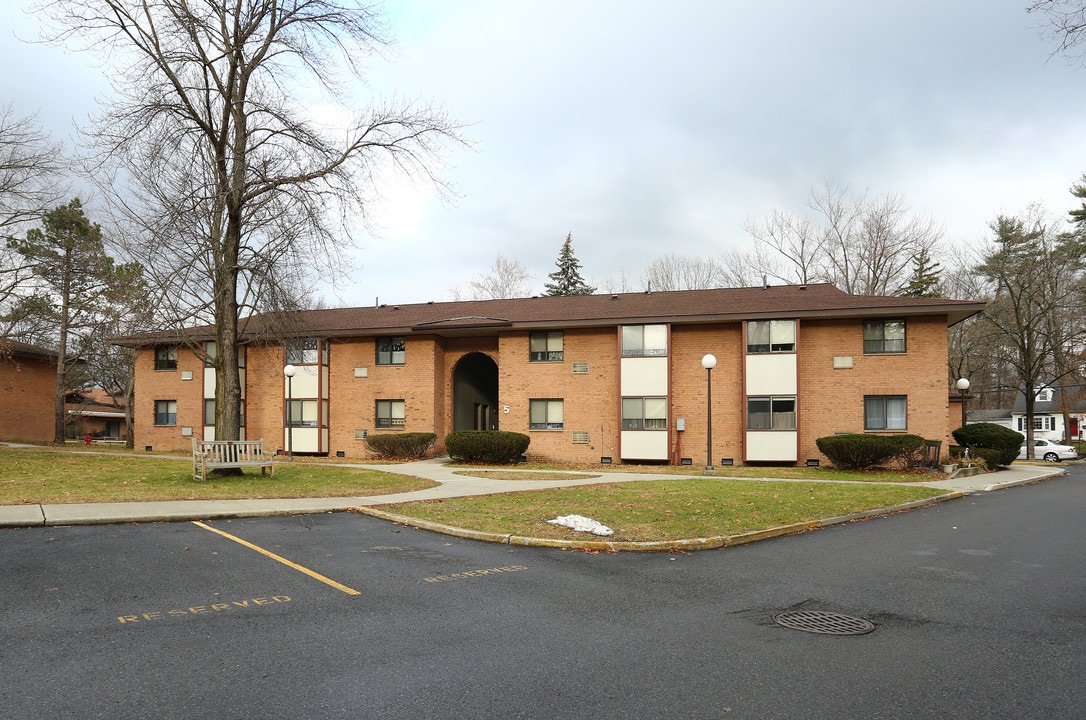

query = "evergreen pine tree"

[
  {"left": 900, "top": 247, "right": 942, "bottom": 297},
  {"left": 544, "top": 233, "right": 595, "bottom": 296}
]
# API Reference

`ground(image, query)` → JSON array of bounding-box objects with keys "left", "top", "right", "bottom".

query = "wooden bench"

[{"left": 192, "top": 439, "right": 275, "bottom": 482}]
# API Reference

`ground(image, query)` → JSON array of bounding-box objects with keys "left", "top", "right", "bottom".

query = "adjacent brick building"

[
  {"left": 119, "top": 284, "right": 984, "bottom": 466},
  {"left": 0, "top": 340, "right": 58, "bottom": 444}
]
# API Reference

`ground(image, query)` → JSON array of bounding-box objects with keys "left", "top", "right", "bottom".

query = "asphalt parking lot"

[{"left": 3, "top": 472, "right": 1085, "bottom": 719}]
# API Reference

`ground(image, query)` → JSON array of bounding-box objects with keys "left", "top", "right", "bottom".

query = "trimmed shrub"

[
  {"left": 816, "top": 433, "right": 926, "bottom": 470},
  {"left": 363, "top": 432, "right": 437, "bottom": 460},
  {"left": 951, "top": 423, "right": 1022, "bottom": 468},
  {"left": 444, "top": 430, "right": 530, "bottom": 464}
]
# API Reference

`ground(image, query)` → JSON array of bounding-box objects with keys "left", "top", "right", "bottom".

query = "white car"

[{"left": 1018, "top": 438, "right": 1078, "bottom": 462}]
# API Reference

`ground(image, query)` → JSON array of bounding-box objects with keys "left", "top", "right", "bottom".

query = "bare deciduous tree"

[
  {"left": 739, "top": 182, "right": 944, "bottom": 295},
  {"left": 0, "top": 104, "right": 66, "bottom": 338},
  {"left": 37, "top": 0, "right": 466, "bottom": 443},
  {"left": 453, "top": 255, "right": 534, "bottom": 300},
  {"left": 641, "top": 254, "right": 722, "bottom": 291},
  {"left": 1028, "top": 1, "right": 1086, "bottom": 62}
]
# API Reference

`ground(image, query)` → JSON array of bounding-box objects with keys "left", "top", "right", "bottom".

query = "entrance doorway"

[{"left": 453, "top": 353, "right": 499, "bottom": 432}]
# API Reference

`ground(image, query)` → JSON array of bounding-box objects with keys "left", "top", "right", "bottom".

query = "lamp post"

[
  {"left": 702, "top": 354, "right": 717, "bottom": 475},
  {"left": 284, "top": 364, "right": 296, "bottom": 458},
  {"left": 955, "top": 377, "right": 970, "bottom": 429}
]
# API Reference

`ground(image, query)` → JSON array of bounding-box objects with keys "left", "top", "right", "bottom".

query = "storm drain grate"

[{"left": 772, "top": 610, "right": 875, "bottom": 636}]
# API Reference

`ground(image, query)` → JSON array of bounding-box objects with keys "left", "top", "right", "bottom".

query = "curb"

[{"left": 350, "top": 491, "right": 966, "bottom": 552}]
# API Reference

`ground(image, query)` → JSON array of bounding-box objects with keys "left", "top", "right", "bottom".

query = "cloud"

[{"left": 5, "top": 1, "right": 1086, "bottom": 306}]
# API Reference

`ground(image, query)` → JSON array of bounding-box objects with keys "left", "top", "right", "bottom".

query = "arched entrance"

[{"left": 452, "top": 353, "right": 499, "bottom": 431}]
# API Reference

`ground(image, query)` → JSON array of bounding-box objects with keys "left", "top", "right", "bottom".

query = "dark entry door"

[{"left": 453, "top": 353, "right": 499, "bottom": 432}]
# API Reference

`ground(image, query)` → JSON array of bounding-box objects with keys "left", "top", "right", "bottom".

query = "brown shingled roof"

[
  {"left": 113, "top": 283, "right": 985, "bottom": 346},
  {"left": 0, "top": 339, "right": 58, "bottom": 360}
]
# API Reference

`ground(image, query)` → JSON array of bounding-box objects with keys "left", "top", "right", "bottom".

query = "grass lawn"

[
  {"left": 452, "top": 462, "right": 937, "bottom": 483},
  {"left": 0, "top": 447, "right": 437, "bottom": 504},
  {"left": 379, "top": 478, "right": 948, "bottom": 543}
]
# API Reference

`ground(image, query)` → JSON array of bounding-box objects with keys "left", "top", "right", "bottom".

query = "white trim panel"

[
  {"left": 745, "top": 354, "right": 797, "bottom": 395},
  {"left": 620, "top": 430, "right": 669, "bottom": 461},
  {"left": 620, "top": 357, "right": 668, "bottom": 396},
  {"left": 746, "top": 431, "right": 798, "bottom": 462}
]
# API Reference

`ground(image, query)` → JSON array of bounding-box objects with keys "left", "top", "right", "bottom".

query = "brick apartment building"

[
  {"left": 0, "top": 340, "right": 58, "bottom": 444},
  {"left": 119, "top": 283, "right": 984, "bottom": 466}
]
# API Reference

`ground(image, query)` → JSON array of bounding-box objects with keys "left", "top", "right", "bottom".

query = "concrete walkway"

[{"left": 0, "top": 453, "right": 1068, "bottom": 529}]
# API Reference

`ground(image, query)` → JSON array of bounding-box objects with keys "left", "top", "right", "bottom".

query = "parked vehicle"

[{"left": 1018, "top": 438, "right": 1078, "bottom": 462}]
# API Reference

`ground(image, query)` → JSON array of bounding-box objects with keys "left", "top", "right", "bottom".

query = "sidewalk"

[{"left": 0, "top": 456, "right": 1068, "bottom": 529}]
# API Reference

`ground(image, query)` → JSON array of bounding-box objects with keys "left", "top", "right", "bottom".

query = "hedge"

[
  {"left": 951, "top": 423, "right": 1022, "bottom": 467},
  {"left": 815, "top": 433, "right": 927, "bottom": 470},
  {"left": 363, "top": 432, "right": 437, "bottom": 460},
  {"left": 444, "top": 430, "right": 530, "bottom": 464}
]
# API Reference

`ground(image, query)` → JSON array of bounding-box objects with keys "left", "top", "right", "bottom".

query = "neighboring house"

[
  {"left": 966, "top": 384, "right": 1086, "bottom": 443},
  {"left": 0, "top": 340, "right": 58, "bottom": 444},
  {"left": 115, "top": 283, "right": 984, "bottom": 466},
  {"left": 1009, "top": 385, "right": 1086, "bottom": 442},
  {"left": 65, "top": 388, "right": 129, "bottom": 441}
]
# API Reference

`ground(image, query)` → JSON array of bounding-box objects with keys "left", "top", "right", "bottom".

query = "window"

[
  {"left": 747, "top": 396, "right": 797, "bottom": 430},
  {"left": 376, "top": 336, "right": 406, "bottom": 365},
  {"left": 204, "top": 341, "right": 216, "bottom": 366},
  {"left": 621, "top": 397, "right": 667, "bottom": 430},
  {"left": 154, "top": 346, "right": 177, "bottom": 371},
  {"left": 287, "top": 399, "right": 319, "bottom": 427},
  {"left": 1035, "top": 388, "right": 1053, "bottom": 402},
  {"left": 204, "top": 399, "right": 215, "bottom": 426},
  {"left": 529, "top": 399, "right": 564, "bottom": 429},
  {"left": 529, "top": 332, "right": 564, "bottom": 362},
  {"left": 746, "top": 320, "right": 795, "bottom": 353},
  {"left": 863, "top": 319, "right": 906, "bottom": 354},
  {"left": 154, "top": 400, "right": 177, "bottom": 426},
  {"left": 865, "top": 395, "right": 907, "bottom": 430},
  {"left": 621, "top": 325, "right": 667, "bottom": 356},
  {"left": 1017, "top": 416, "right": 1055, "bottom": 432},
  {"left": 376, "top": 399, "right": 406, "bottom": 428},
  {"left": 287, "top": 338, "right": 319, "bottom": 365}
]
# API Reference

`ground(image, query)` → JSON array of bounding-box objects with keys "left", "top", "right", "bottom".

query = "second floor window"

[
  {"left": 529, "top": 332, "right": 564, "bottom": 362},
  {"left": 621, "top": 325, "right": 667, "bottom": 357},
  {"left": 155, "top": 346, "right": 177, "bottom": 371},
  {"left": 747, "top": 320, "right": 795, "bottom": 353},
  {"left": 287, "top": 338, "right": 319, "bottom": 365},
  {"left": 863, "top": 319, "right": 906, "bottom": 354},
  {"left": 376, "top": 337, "right": 405, "bottom": 365}
]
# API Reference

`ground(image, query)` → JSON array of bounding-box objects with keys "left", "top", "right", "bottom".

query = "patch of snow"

[{"left": 547, "top": 514, "right": 614, "bottom": 536}]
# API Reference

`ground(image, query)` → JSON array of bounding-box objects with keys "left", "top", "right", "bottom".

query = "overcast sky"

[{"left": 5, "top": 1, "right": 1086, "bottom": 306}]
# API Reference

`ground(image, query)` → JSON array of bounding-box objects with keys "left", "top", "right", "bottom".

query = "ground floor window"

[
  {"left": 529, "top": 398, "right": 564, "bottom": 429},
  {"left": 865, "top": 395, "right": 907, "bottom": 430},
  {"left": 204, "top": 400, "right": 246, "bottom": 427},
  {"left": 376, "top": 399, "right": 406, "bottom": 428},
  {"left": 622, "top": 397, "right": 667, "bottom": 430},
  {"left": 287, "top": 399, "right": 320, "bottom": 427},
  {"left": 747, "top": 396, "right": 797, "bottom": 430},
  {"left": 1016, "top": 415, "right": 1055, "bottom": 432},
  {"left": 154, "top": 400, "right": 177, "bottom": 426}
]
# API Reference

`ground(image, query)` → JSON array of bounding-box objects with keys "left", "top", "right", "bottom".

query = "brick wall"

[
  {"left": 134, "top": 345, "right": 204, "bottom": 452},
  {"left": 0, "top": 355, "right": 56, "bottom": 443},
  {"left": 497, "top": 328, "right": 621, "bottom": 463},
  {"left": 129, "top": 314, "right": 954, "bottom": 464},
  {"left": 798, "top": 316, "right": 950, "bottom": 461}
]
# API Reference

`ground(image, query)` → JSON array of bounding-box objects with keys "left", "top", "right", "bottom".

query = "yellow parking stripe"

[{"left": 193, "top": 521, "right": 361, "bottom": 596}]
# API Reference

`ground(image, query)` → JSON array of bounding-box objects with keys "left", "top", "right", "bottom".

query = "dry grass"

[
  {"left": 0, "top": 447, "right": 436, "bottom": 504},
  {"left": 380, "top": 478, "right": 945, "bottom": 542}
]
